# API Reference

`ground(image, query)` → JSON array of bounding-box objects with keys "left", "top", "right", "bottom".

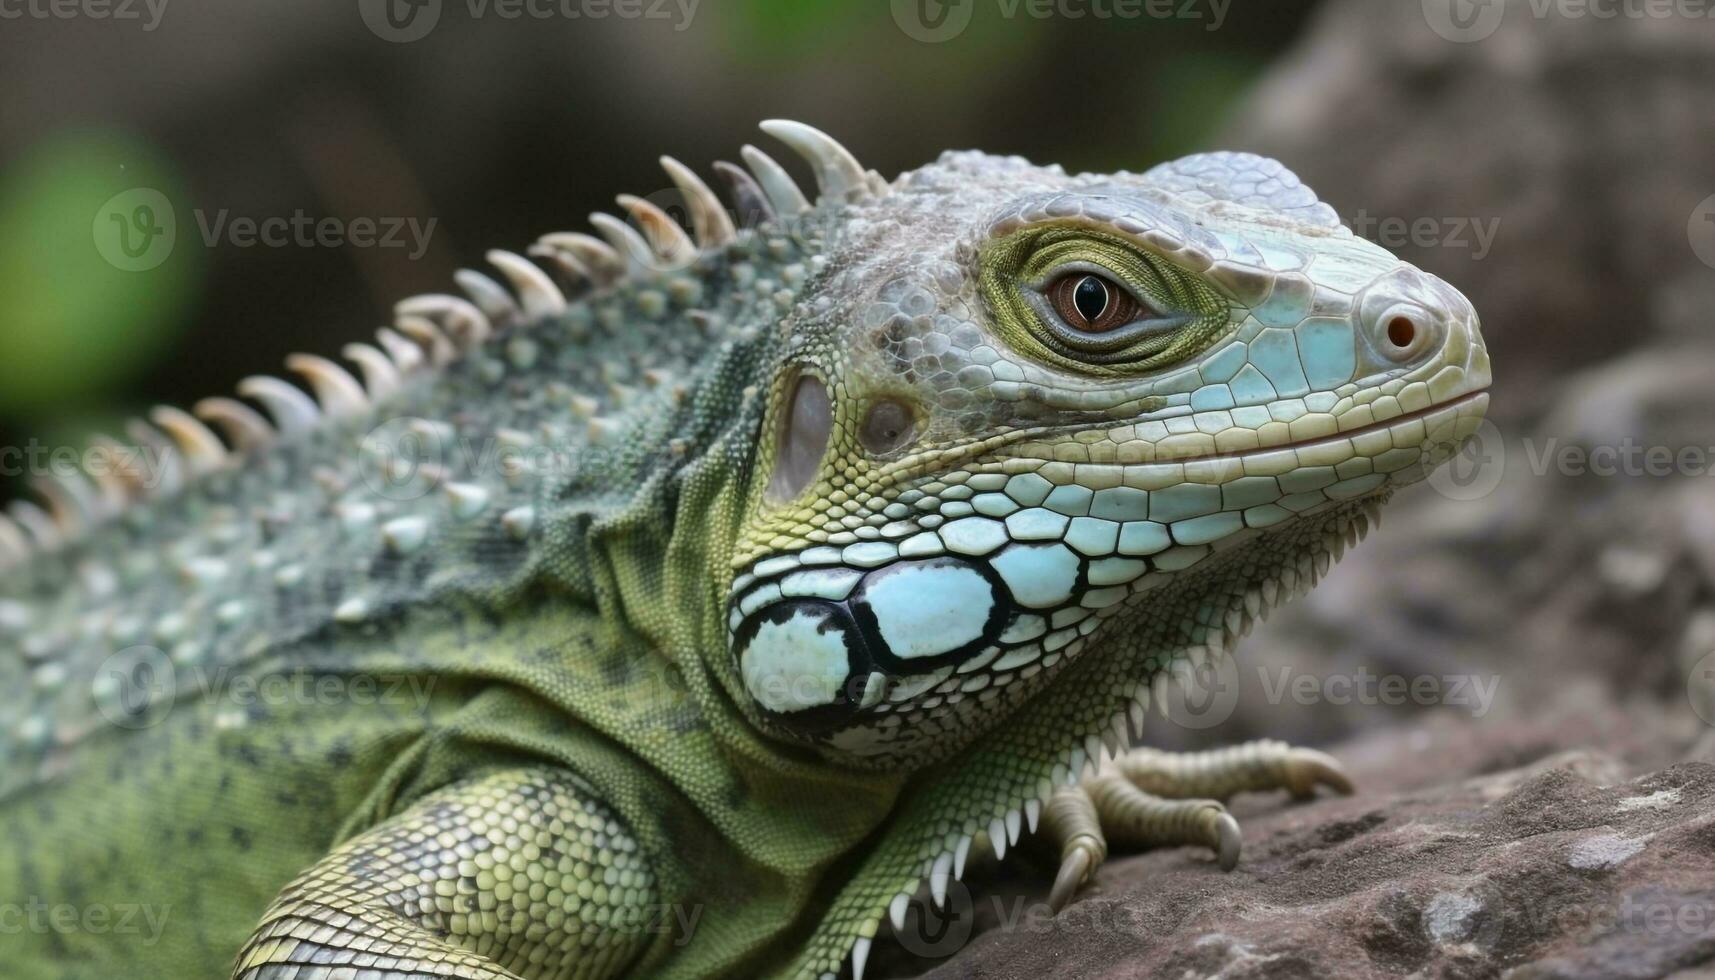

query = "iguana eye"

[
  {"left": 980, "top": 226, "right": 1230, "bottom": 375},
  {"left": 1046, "top": 273, "right": 1144, "bottom": 333}
]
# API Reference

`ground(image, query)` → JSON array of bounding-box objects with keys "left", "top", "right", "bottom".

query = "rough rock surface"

[{"left": 881, "top": 706, "right": 1714, "bottom": 979}]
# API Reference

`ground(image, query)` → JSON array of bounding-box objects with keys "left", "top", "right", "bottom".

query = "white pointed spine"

[
  {"left": 486, "top": 250, "right": 567, "bottom": 318},
  {"left": 107, "top": 405, "right": 207, "bottom": 502},
  {"left": 393, "top": 314, "right": 457, "bottom": 367},
  {"left": 528, "top": 243, "right": 592, "bottom": 289},
  {"left": 30, "top": 473, "right": 96, "bottom": 535},
  {"left": 660, "top": 155, "right": 737, "bottom": 248},
  {"left": 8, "top": 501, "right": 60, "bottom": 552},
  {"left": 453, "top": 268, "right": 522, "bottom": 326},
  {"left": 537, "top": 232, "right": 623, "bottom": 284},
  {"left": 235, "top": 376, "right": 319, "bottom": 436},
  {"left": 394, "top": 293, "right": 492, "bottom": 349},
  {"left": 82, "top": 437, "right": 135, "bottom": 510},
  {"left": 0, "top": 513, "right": 30, "bottom": 568},
  {"left": 369, "top": 326, "right": 424, "bottom": 376},
  {"left": 286, "top": 354, "right": 369, "bottom": 417},
  {"left": 588, "top": 212, "right": 659, "bottom": 274},
  {"left": 149, "top": 406, "right": 228, "bottom": 474},
  {"left": 759, "top": 119, "right": 871, "bottom": 202},
  {"left": 333, "top": 597, "right": 370, "bottom": 623},
  {"left": 381, "top": 516, "right": 430, "bottom": 555},
  {"left": 501, "top": 506, "right": 535, "bottom": 540},
  {"left": 341, "top": 343, "right": 403, "bottom": 400},
  {"left": 443, "top": 482, "right": 490, "bottom": 521},
  {"left": 615, "top": 195, "right": 696, "bottom": 266},
  {"left": 739, "top": 144, "right": 811, "bottom": 216}
]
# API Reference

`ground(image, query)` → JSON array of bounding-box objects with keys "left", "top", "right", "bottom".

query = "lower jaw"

[{"left": 817, "top": 496, "right": 1390, "bottom": 980}]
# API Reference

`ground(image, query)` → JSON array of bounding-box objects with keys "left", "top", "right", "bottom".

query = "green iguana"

[{"left": 0, "top": 120, "right": 1491, "bottom": 980}]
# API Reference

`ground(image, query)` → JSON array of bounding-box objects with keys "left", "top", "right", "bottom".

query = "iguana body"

[{"left": 0, "top": 121, "right": 1490, "bottom": 979}]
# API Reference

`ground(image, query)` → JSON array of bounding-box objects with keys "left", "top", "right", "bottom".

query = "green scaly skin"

[{"left": 0, "top": 121, "right": 1491, "bottom": 979}]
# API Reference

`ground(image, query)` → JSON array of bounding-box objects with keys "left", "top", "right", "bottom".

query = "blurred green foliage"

[{"left": 0, "top": 132, "right": 198, "bottom": 417}]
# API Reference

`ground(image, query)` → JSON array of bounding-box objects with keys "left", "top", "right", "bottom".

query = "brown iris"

[{"left": 1046, "top": 273, "right": 1144, "bottom": 333}]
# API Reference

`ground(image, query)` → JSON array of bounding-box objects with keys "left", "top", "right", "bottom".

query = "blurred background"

[
  {"left": 0, "top": 0, "right": 1323, "bottom": 472},
  {"left": 6, "top": 1, "right": 1715, "bottom": 973}
]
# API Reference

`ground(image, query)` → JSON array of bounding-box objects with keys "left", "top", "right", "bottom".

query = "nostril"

[{"left": 1386, "top": 316, "right": 1418, "bottom": 350}]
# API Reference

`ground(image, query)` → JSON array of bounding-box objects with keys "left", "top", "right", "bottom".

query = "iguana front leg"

[
  {"left": 1042, "top": 739, "right": 1353, "bottom": 909},
  {"left": 232, "top": 768, "right": 659, "bottom": 980}
]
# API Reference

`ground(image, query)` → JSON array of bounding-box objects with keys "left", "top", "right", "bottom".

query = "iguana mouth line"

[{"left": 1139, "top": 387, "right": 1491, "bottom": 469}]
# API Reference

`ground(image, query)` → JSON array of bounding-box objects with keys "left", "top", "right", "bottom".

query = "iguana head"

[{"left": 725, "top": 123, "right": 1490, "bottom": 768}]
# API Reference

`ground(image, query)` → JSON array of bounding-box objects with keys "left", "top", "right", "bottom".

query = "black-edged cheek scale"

[
  {"left": 731, "top": 554, "right": 1018, "bottom": 735},
  {"left": 735, "top": 392, "right": 1031, "bottom": 735}
]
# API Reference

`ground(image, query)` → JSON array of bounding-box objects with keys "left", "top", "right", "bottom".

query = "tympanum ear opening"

[{"left": 765, "top": 373, "right": 832, "bottom": 504}]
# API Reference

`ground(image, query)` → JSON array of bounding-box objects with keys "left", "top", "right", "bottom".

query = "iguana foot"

[{"left": 1040, "top": 739, "right": 1353, "bottom": 911}]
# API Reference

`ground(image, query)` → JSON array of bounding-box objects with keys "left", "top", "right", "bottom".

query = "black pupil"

[{"left": 1073, "top": 276, "right": 1109, "bottom": 324}]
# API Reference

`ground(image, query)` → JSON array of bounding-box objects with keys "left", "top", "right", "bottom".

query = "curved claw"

[
  {"left": 1282, "top": 747, "right": 1355, "bottom": 800},
  {"left": 1213, "top": 812, "right": 1242, "bottom": 871},
  {"left": 1047, "top": 842, "right": 1095, "bottom": 913}
]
